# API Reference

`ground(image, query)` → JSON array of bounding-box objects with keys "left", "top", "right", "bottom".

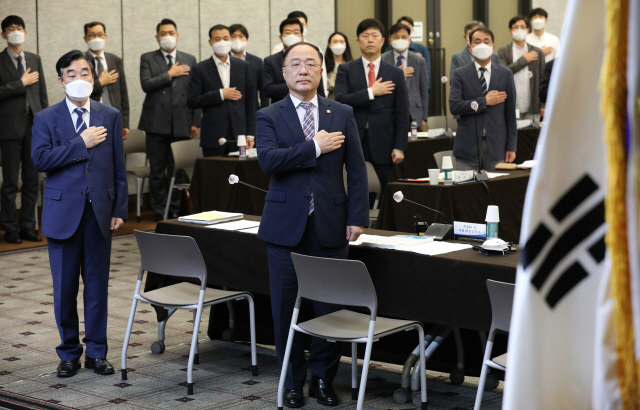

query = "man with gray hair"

[{"left": 450, "top": 20, "right": 501, "bottom": 78}]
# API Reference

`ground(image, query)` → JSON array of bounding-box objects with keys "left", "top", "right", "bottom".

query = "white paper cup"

[
  {"left": 428, "top": 169, "right": 440, "bottom": 185},
  {"left": 485, "top": 205, "right": 500, "bottom": 222},
  {"left": 442, "top": 156, "right": 453, "bottom": 169},
  {"left": 237, "top": 135, "right": 247, "bottom": 147}
]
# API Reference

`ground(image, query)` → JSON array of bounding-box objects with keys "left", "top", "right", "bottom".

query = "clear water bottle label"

[{"left": 486, "top": 222, "right": 499, "bottom": 239}]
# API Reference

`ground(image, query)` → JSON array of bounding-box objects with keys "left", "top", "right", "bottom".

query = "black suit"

[
  {"left": 263, "top": 50, "right": 325, "bottom": 104},
  {"left": 0, "top": 48, "right": 48, "bottom": 234},
  {"left": 334, "top": 57, "right": 409, "bottom": 192},
  {"left": 539, "top": 59, "right": 554, "bottom": 104},
  {"left": 244, "top": 52, "right": 268, "bottom": 109},
  {"left": 86, "top": 51, "right": 130, "bottom": 129},
  {"left": 187, "top": 56, "right": 256, "bottom": 156}
]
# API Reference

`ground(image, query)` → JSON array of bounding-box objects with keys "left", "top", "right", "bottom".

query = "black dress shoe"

[
  {"left": 85, "top": 357, "right": 115, "bottom": 375},
  {"left": 283, "top": 389, "right": 304, "bottom": 408},
  {"left": 20, "top": 229, "right": 42, "bottom": 242},
  {"left": 5, "top": 231, "right": 21, "bottom": 244},
  {"left": 309, "top": 377, "right": 339, "bottom": 406},
  {"left": 57, "top": 359, "right": 81, "bottom": 377}
]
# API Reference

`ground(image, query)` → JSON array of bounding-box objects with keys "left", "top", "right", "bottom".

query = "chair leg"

[
  {"left": 473, "top": 339, "right": 494, "bottom": 410},
  {"left": 356, "top": 336, "right": 375, "bottom": 410},
  {"left": 247, "top": 296, "right": 258, "bottom": 376},
  {"left": 277, "top": 308, "right": 299, "bottom": 410},
  {"left": 163, "top": 176, "right": 175, "bottom": 220},
  {"left": 417, "top": 326, "right": 427, "bottom": 409},
  {"left": 121, "top": 298, "right": 139, "bottom": 380},
  {"left": 186, "top": 305, "right": 204, "bottom": 395},
  {"left": 192, "top": 310, "right": 199, "bottom": 365},
  {"left": 351, "top": 342, "right": 358, "bottom": 400}
]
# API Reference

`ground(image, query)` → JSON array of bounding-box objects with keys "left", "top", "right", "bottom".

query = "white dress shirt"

[
  {"left": 66, "top": 97, "right": 91, "bottom": 132},
  {"left": 289, "top": 93, "right": 321, "bottom": 158},
  {"left": 512, "top": 42, "right": 531, "bottom": 114},
  {"left": 213, "top": 53, "right": 231, "bottom": 100},
  {"left": 526, "top": 31, "right": 560, "bottom": 62},
  {"left": 362, "top": 56, "right": 381, "bottom": 100}
]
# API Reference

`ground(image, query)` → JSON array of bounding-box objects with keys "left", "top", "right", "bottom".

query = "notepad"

[{"left": 178, "top": 211, "right": 243, "bottom": 225}]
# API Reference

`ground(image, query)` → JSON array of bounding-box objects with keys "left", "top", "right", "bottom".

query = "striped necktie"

[
  {"left": 479, "top": 67, "right": 488, "bottom": 95},
  {"left": 299, "top": 102, "right": 315, "bottom": 215},
  {"left": 74, "top": 108, "right": 87, "bottom": 134}
]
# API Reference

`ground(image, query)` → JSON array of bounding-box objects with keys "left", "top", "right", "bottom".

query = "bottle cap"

[
  {"left": 442, "top": 156, "right": 453, "bottom": 169},
  {"left": 486, "top": 205, "right": 500, "bottom": 222}
]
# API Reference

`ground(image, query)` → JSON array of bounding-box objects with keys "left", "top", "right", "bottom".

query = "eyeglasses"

[{"left": 284, "top": 61, "right": 320, "bottom": 70}]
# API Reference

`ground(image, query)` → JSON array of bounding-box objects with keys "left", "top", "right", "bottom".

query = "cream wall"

[
  {"left": 442, "top": 0, "right": 473, "bottom": 106},
  {"left": 532, "top": 0, "right": 567, "bottom": 40},
  {"left": 336, "top": 0, "right": 375, "bottom": 59},
  {"left": 490, "top": 0, "right": 518, "bottom": 49}
]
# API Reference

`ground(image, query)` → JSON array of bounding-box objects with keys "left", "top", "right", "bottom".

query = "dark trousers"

[
  {"left": 146, "top": 132, "right": 182, "bottom": 215},
  {"left": 266, "top": 216, "right": 348, "bottom": 390},
  {"left": 361, "top": 133, "right": 393, "bottom": 197},
  {"left": 0, "top": 113, "right": 38, "bottom": 233},
  {"left": 202, "top": 127, "right": 238, "bottom": 157},
  {"left": 47, "top": 201, "right": 112, "bottom": 361}
]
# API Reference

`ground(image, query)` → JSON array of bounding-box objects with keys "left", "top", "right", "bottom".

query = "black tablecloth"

[{"left": 377, "top": 171, "right": 531, "bottom": 243}]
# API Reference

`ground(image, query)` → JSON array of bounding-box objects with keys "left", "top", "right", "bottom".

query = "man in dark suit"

[
  {"left": 450, "top": 21, "right": 501, "bottom": 78},
  {"left": 384, "top": 16, "right": 431, "bottom": 90},
  {"left": 31, "top": 50, "right": 127, "bottom": 378},
  {"left": 334, "top": 18, "right": 409, "bottom": 195},
  {"left": 187, "top": 24, "right": 255, "bottom": 157},
  {"left": 450, "top": 28, "right": 517, "bottom": 170},
  {"left": 83, "top": 21, "right": 130, "bottom": 139},
  {"left": 257, "top": 42, "right": 368, "bottom": 408},
  {"left": 539, "top": 59, "right": 554, "bottom": 106},
  {"left": 263, "top": 18, "right": 325, "bottom": 105},
  {"left": 0, "top": 15, "right": 48, "bottom": 244},
  {"left": 139, "top": 18, "right": 201, "bottom": 220}
]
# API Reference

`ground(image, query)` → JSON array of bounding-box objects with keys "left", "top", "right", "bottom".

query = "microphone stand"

[
  {"left": 396, "top": 196, "right": 454, "bottom": 240},
  {"left": 440, "top": 60, "right": 455, "bottom": 138},
  {"left": 473, "top": 112, "right": 489, "bottom": 181},
  {"left": 235, "top": 181, "right": 268, "bottom": 193}
]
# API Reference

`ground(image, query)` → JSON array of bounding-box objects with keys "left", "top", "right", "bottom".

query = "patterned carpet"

[{"left": 0, "top": 234, "right": 504, "bottom": 409}]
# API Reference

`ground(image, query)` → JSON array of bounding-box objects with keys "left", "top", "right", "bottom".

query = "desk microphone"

[
  {"left": 393, "top": 191, "right": 454, "bottom": 240},
  {"left": 471, "top": 101, "right": 489, "bottom": 181},
  {"left": 228, "top": 174, "right": 267, "bottom": 193},
  {"left": 440, "top": 76, "right": 454, "bottom": 138}
]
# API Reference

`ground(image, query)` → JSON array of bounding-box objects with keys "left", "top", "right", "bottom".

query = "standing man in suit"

[
  {"left": 334, "top": 18, "right": 409, "bottom": 195},
  {"left": 257, "top": 42, "right": 368, "bottom": 408},
  {"left": 187, "top": 25, "right": 255, "bottom": 157},
  {"left": 382, "top": 22, "right": 429, "bottom": 132},
  {"left": 83, "top": 21, "right": 129, "bottom": 140},
  {"left": 497, "top": 16, "right": 546, "bottom": 122},
  {"left": 450, "top": 21, "right": 501, "bottom": 78},
  {"left": 139, "top": 18, "right": 201, "bottom": 221},
  {"left": 230, "top": 23, "right": 268, "bottom": 119},
  {"left": 31, "top": 50, "right": 127, "bottom": 377},
  {"left": 384, "top": 16, "right": 431, "bottom": 90},
  {"left": 263, "top": 18, "right": 325, "bottom": 105},
  {"left": 539, "top": 59, "right": 554, "bottom": 105},
  {"left": 450, "top": 28, "right": 517, "bottom": 170},
  {"left": 0, "top": 15, "right": 48, "bottom": 244}
]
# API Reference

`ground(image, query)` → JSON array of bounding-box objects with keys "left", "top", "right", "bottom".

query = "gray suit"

[
  {"left": 450, "top": 47, "right": 501, "bottom": 79},
  {"left": 497, "top": 42, "right": 546, "bottom": 116},
  {"left": 381, "top": 50, "right": 429, "bottom": 125},
  {"left": 86, "top": 51, "right": 130, "bottom": 129}
]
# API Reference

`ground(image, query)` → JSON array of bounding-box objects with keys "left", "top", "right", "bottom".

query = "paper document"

[
  {"left": 242, "top": 226, "right": 260, "bottom": 234},
  {"left": 405, "top": 241, "right": 472, "bottom": 256},
  {"left": 178, "top": 211, "right": 243, "bottom": 225},
  {"left": 206, "top": 220, "right": 260, "bottom": 231},
  {"left": 485, "top": 172, "right": 509, "bottom": 179},
  {"left": 517, "top": 160, "right": 536, "bottom": 169},
  {"left": 350, "top": 234, "right": 433, "bottom": 249}
]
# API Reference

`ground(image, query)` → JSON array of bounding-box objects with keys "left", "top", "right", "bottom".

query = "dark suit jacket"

[
  {"left": 86, "top": 51, "right": 130, "bottom": 129},
  {"left": 449, "top": 62, "right": 517, "bottom": 161},
  {"left": 245, "top": 52, "right": 268, "bottom": 109},
  {"left": 187, "top": 56, "right": 256, "bottom": 148},
  {"left": 263, "top": 51, "right": 325, "bottom": 104},
  {"left": 381, "top": 50, "right": 429, "bottom": 124},
  {"left": 0, "top": 48, "right": 48, "bottom": 140},
  {"left": 539, "top": 59, "right": 555, "bottom": 103},
  {"left": 31, "top": 99, "right": 128, "bottom": 239},
  {"left": 450, "top": 47, "right": 501, "bottom": 78},
  {"left": 497, "top": 42, "right": 546, "bottom": 115},
  {"left": 138, "top": 49, "right": 201, "bottom": 137},
  {"left": 385, "top": 42, "right": 431, "bottom": 88},
  {"left": 256, "top": 95, "right": 369, "bottom": 248},
  {"left": 334, "top": 58, "right": 410, "bottom": 165}
]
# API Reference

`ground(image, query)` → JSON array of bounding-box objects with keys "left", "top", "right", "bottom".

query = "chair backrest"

[
  {"left": 486, "top": 280, "right": 515, "bottom": 335},
  {"left": 428, "top": 115, "right": 458, "bottom": 131},
  {"left": 365, "top": 162, "right": 381, "bottom": 206},
  {"left": 170, "top": 139, "right": 203, "bottom": 175},
  {"left": 434, "top": 150, "right": 457, "bottom": 169},
  {"left": 134, "top": 230, "right": 208, "bottom": 289},
  {"left": 291, "top": 253, "right": 378, "bottom": 318},
  {"left": 123, "top": 129, "right": 146, "bottom": 155}
]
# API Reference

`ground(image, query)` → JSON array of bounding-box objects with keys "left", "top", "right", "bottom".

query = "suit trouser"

[
  {"left": 47, "top": 200, "right": 112, "bottom": 361},
  {"left": 0, "top": 113, "right": 38, "bottom": 233},
  {"left": 266, "top": 215, "right": 347, "bottom": 390},
  {"left": 146, "top": 132, "right": 182, "bottom": 215},
  {"left": 361, "top": 132, "right": 393, "bottom": 199}
]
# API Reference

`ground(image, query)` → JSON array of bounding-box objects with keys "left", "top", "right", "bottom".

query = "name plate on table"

[
  {"left": 454, "top": 221, "right": 486, "bottom": 239},
  {"left": 453, "top": 170, "right": 474, "bottom": 183}
]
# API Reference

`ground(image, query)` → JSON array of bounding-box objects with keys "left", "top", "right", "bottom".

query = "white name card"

[
  {"left": 453, "top": 170, "right": 474, "bottom": 183},
  {"left": 454, "top": 221, "right": 486, "bottom": 238}
]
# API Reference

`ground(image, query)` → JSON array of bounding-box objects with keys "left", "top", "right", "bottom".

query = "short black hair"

[
  {"left": 396, "top": 16, "right": 414, "bottom": 27},
  {"left": 389, "top": 23, "right": 411, "bottom": 37},
  {"left": 282, "top": 42, "right": 323, "bottom": 66},
  {"left": 208, "top": 24, "right": 230, "bottom": 39},
  {"left": 469, "top": 27, "right": 494, "bottom": 44},
  {"left": 229, "top": 24, "right": 249, "bottom": 39},
  {"left": 464, "top": 20, "right": 484, "bottom": 34},
  {"left": 156, "top": 18, "right": 177, "bottom": 33},
  {"left": 356, "top": 18, "right": 385, "bottom": 38},
  {"left": 2, "top": 15, "right": 25, "bottom": 33},
  {"left": 287, "top": 11, "right": 308, "bottom": 24},
  {"left": 84, "top": 21, "right": 106, "bottom": 36},
  {"left": 56, "top": 50, "right": 94, "bottom": 77},
  {"left": 508, "top": 16, "right": 530, "bottom": 29},
  {"left": 529, "top": 8, "right": 548, "bottom": 19},
  {"left": 279, "top": 18, "right": 304, "bottom": 36}
]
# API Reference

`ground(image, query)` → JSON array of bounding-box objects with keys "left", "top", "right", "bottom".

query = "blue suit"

[
  {"left": 32, "top": 98, "right": 128, "bottom": 361},
  {"left": 256, "top": 94, "right": 369, "bottom": 389}
]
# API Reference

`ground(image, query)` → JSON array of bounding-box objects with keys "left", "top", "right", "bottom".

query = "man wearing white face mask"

[
  {"left": 31, "top": 50, "right": 127, "bottom": 378},
  {"left": 526, "top": 8, "right": 560, "bottom": 63},
  {"left": 449, "top": 28, "right": 517, "bottom": 171},
  {"left": 0, "top": 15, "right": 48, "bottom": 244},
  {"left": 187, "top": 24, "right": 255, "bottom": 157},
  {"left": 230, "top": 24, "right": 268, "bottom": 111},
  {"left": 83, "top": 21, "right": 129, "bottom": 140},
  {"left": 498, "top": 16, "right": 546, "bottom": 122}
]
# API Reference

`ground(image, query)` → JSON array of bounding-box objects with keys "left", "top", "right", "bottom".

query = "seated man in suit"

[
  {"left": 31, "top": 50, "right": 128, "bottom": 378},
  {"left": 450, "top": 21, "right": 501, "bottom": 78},
  {"left": 450, "top": 28, "right": 517, "bottom": 170},
  {"left": 334, "top": 18, "right": 409, "bottom": 196},
  {"left": 382, "top": 22, "right": 429, "bottom": 132},
  {"left": 187, "top": 24, "right": 255, "bottom": 157},
  {"left": 256, "top": 42, "right": 368, "bottom": 408},
  {"left": 263, "top": 18, "right": 325, "bottom": 105},
  {"left": 83, "top": 21, "right": 129, "bottom": 140}
]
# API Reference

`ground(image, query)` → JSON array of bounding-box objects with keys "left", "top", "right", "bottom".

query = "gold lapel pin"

[{"left": 326, "top": 110, "right": 331, "bottom": 114}]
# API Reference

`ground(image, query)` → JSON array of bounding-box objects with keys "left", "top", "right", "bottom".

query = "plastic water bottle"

[
  {"left": 442, "top": 156, "right": 453, "bottom": 185},
  {"left": 237, "top": 135, "right": 247, "bottom": 160},
  {"left": 410, "top": 120, "right": 418, "bottom": 140},
  {"left": 485, "top": 205, "right": 500, "bottom": 239}
]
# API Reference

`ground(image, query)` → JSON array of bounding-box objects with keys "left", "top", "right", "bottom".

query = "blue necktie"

[
  {"left": 479, "top": 67, "right": 488, "bottom": 95},
  {"left": 396, "top": 55, "right": 403, "bottom": 67},
  {"left": 74, "top": 108, "right": 87, "bottom": 134},
  {"left": 299, "top": 102, "right": 315, "bottom": 215},
  {"left": 16, "top": 55, "right": 24, "bottom": 77}
]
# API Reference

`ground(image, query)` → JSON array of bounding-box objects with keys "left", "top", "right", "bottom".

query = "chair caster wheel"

[
  {"left": 412, "top": 391, "right": 424, "bottom": 408},
  {"left": 222, "top": 328, "right": 234, "bottom": 341},
  {"left": 151, "top": 341, "right": 165, "bottom": 354},
  {"left": 449, "top": 368, "right": 465, "bottom": 385},
  {"left": 393, "top": 387, "right": 409, "bottom": 404},
  {"left": 484, "top": 374, "right": 499, "bottom": 391}
]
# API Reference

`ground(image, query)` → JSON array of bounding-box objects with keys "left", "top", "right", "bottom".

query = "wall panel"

[
  {"left": 336, "top": 0, "right": 375, "bottom": 59},
  {"left": 489, "top": 0, "right": 518, "bottom": 50},
  {"left": 441, "top": 0, "right": 473, "bottom": 113}
]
